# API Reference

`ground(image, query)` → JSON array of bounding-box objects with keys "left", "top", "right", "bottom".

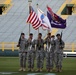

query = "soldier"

[
  {"left": 35, "top": 33, "right": 44, "bottom": 72},
  {"left": 45, "top": 33, "right": 54, "bottom": 72},
  {"left": 54, "top": 34, "right": 65, "bottom": 72},
  {"left": 51, "top": 35, "right": 55, "bottom": 41},
  {"left": 51, "top": 35, "right": 55, "bottom": 69},
  {"left": 27, "top": 33, "right": 35, "bottom": 71},
  {"left": 17, "top": 33, "right": 28, "bottom": 71}
]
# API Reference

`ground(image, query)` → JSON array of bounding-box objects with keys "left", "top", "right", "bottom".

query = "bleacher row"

[
  {"left": 0, "top": 0, "right": 11, "bottom": 5},
  {"left": 0, "top": 0, "right": 6, "bottom": 4}
]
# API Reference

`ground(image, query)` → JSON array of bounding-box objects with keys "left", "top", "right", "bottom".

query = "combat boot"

[
  {"left": 59, "top": 68, "right": 62, "bottom": 72},
  {"left": 40, "top": 68, "right": 42, "bottom": 72},
  {"left": 23, "top": 68, "right": 26, "bottom": 71},
  {"left": 19, "top": 67, "right": 23, "bottom": 71}
]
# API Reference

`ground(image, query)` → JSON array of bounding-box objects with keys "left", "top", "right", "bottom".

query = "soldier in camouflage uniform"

[
  {"left": 35, "top": 33, "right": 44, "bottom": 72},
  {"left": 54, "top": 34, "right": 65, "bottom": 72},
  {"left": 51, "top": 35, "right": 55, "bottom": 69},
  {"left": 45, "top": 33, "right": 55, "bottom": 72},
  {"left": 27, "top": 33, "right": 35, "bottom": 71},
  {"left": 17, "top": 33, "right": 28, "bottom": 71}
]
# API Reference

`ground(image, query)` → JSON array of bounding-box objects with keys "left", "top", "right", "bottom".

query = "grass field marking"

[
  {"left": 0, "top": 72, "right": 56, "bottom": 75},
  {"left": 20, "top": 73, "right": 55, "bottom": 75},
  {"left": 44, "top": 74, "right": 55, "bottom": 75},
  {"left": 0, "top": 72, "right": 18, "bottom": 75},
  {"left": 27, "top": 73, "right": 40, "bottom": 75}
]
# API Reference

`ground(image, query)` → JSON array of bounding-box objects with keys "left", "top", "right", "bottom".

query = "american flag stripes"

[{"left": 26, "top": 8, "right": 41, "bottom": 30}]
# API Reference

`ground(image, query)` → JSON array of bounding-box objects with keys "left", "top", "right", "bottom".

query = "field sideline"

[{"left": 0, "top": 57, "right": 76, "bottom": 75}]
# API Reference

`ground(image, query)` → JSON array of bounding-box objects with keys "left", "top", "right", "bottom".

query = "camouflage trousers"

[
  {"left": 46, "top": 52, "right": 54, "bottom": 69},
  {"left": 36, "top": 50, "right": 44, "bottom": 69},
  {"left": 54, "top": 53, "right": 63, "bottom": 69},
  {"left": 27, "top": 50, "right": 35, "bottom": 68},
  {"left": 19, "top": 52, "right": 27, "bottom": 68}
]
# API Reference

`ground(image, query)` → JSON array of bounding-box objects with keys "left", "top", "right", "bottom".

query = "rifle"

[
  {"left": 17, "top": 33, "right": 22, "bottom": 47},
  {"left": 60, "top": 31, "right": 62, "bottom": 45}
]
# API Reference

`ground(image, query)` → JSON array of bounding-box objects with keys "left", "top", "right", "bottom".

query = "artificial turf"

[{"left": 0, "top": 57, "right": 76, "bottom": 75}]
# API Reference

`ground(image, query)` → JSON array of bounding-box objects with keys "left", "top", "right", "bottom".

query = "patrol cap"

[
  {"left": 38, "top": 33, "right": 42, "bottom": 36},
  {"left": 51, "top": 35, "right": 55, "bottom": 37},
  {"left": 56, "top": 34, "right": 61, "bottom": 36},
  {"left": 29, "top": 33, "right": 33, "bottom": 35},
  {"left": 47, "top": 33, "right": 51, "bottom": 36},
  {"left": 21, "top": 33, "right": 25, "bottom": 35}
]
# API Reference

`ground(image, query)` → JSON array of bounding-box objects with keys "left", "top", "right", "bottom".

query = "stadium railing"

[{"left": 0, "top": 42, "right": 76, "bottom": 52}]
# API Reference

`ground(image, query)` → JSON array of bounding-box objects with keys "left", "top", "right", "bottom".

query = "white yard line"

[
  {"left": 0, "top": 72, "right": 18, "bottom": 75},
  {"left": 0, "top": 72, "right": 56, "bottom": 75}
]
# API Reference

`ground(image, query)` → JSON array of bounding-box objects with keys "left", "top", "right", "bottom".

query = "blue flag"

[
  {"left": 47, "top": 6, "right": 66, "bottom": 29},
  {"left": 47, "top": 11, "right": 66, "bottom": 29}
]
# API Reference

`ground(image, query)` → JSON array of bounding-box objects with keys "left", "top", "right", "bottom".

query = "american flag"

[{"left": 26, "top": 7, "right": 41, "bottom": 30}]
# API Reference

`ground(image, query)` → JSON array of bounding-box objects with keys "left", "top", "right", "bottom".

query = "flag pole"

[
  {"left": 28, "top": 0, "right": 32, "bottom": 35},
  {"left": 37, "top": 3, "right": 39, "bottom": 34},
  {"left": 47, "top": 5, "right": 51, "bottom": 34},
  {"left": 38, "top": 28, "right": 39, "bottom": 34},
  {"left": 61, "top": 30, "right": 63, "bottom": 39}
]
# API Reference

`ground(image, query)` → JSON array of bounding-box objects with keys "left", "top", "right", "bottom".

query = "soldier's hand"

[
  {"left": 59, "top": 46, "right": 63, "bottom": 49},
  {"left": 17, "top": 44, "right": 20, "bottom": 47}
]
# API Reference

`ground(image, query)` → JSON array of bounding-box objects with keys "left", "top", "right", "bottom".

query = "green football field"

[{"left": 0, "top": 57, "right": 76, "bottom": 75}]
